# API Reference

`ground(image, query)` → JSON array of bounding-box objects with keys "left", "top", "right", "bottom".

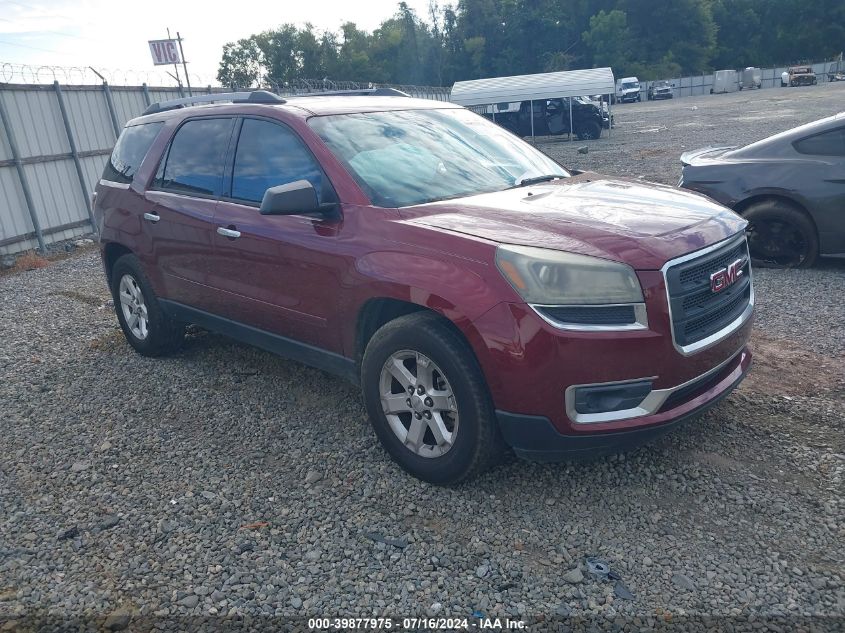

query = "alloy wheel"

[
  {"left": 118, "top": 274, "right": 149, "bottom": 340},
  {"left": 378, "top": 350, "right": 459, "bottom": 458}
]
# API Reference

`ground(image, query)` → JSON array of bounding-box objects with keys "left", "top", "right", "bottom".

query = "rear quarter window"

[
  {"left": 102, "top": 122, "right": 163, "bottom": 184},
  {"left": 793, "top": 127, "right": 845, "bottom": 156}
]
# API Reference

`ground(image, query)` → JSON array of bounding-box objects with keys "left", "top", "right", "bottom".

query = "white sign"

[{"left": 148, "top": 39, "right": 182, "bottom": 66}]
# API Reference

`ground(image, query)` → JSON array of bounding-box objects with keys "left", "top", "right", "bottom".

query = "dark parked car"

[
  {"left": 486, "top": 97, "right": 610, "bottom": 140},
  {"left": 647, "top": 80, "right": 673, "bottom": 100},
  {"left": 680, "top": 112, "right": 845, "bottom": 267},
  {"left": 95, "top": 91, "right": 753, "bottom": 484}
]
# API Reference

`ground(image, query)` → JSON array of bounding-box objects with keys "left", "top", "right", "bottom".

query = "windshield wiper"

[{"left": 513, "top": 174, "right": 562, "bottom": 187}]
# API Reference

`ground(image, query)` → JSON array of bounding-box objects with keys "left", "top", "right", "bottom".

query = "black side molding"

[{"left": 160, "top": 300, "right": 358, "bottom": 383}]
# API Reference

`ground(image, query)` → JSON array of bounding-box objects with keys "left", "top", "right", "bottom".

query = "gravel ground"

[{"left": 1, "top": 86, "right": 844, "bottom": 632}]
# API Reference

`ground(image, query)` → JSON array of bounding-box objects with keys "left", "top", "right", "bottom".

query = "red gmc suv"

[{"left": 94, "top": 90, "right": 754, "bottom": 484}]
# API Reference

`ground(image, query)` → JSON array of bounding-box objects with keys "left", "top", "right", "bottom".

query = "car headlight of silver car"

[{"left": 495, "top": 245, "right": 647, "bottom": 329}]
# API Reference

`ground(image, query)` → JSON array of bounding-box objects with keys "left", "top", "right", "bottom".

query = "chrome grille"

[{"left": 665, "top": 236, "right": 753, "bottom": 351}]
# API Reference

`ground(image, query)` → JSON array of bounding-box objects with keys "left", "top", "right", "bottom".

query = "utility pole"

[
  {"left": 176, "top": 31, "right": 192, "bottom": 96},
  {"left": 166, "top": 28, "right": 182, "bottom": 91}
]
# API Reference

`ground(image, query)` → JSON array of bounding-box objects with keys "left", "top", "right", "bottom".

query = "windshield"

[
  {"left": 622, "top": 82, "right": 639, "bottom": 89},
  {"left": 654, "top": 81, "right": 669, "bottom": 88},
  {"left": 309, "top": 108, "right": 568, "bottom": 207}
]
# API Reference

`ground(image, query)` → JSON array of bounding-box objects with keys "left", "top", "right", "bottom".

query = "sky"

[{"left": 0, "top": 0, "right": 434, "bottom": 85}]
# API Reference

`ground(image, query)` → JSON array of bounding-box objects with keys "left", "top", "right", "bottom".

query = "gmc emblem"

[{"left": 710, "top": 258, "right": 744, "bottom": 293}]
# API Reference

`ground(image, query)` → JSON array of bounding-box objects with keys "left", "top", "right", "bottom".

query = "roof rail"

[
  {"left": 288, "top": 88, "right": 410, "bottom": 98},
  {"left": 142, "top": 90, "right": 285, "bottom": 115}
]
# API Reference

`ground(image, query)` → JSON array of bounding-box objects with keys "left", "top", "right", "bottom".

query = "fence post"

[
  {"left": 0, "top": 91, "right": 47, "bottom": 253},
  {"left": 101, "top": 81, "right": 121, "bottom": 139},
  {"left": 141, "top": 83, "right": 151, "bottom": 107},
  {"left": 54, "top": 81, "right": 97, "bottom": 234}
]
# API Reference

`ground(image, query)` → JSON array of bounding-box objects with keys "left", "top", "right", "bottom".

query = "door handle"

[
  {"left": 143, "top": 212, "right": 161, "bottom": 223},
  {"left": 217, "top": 226, "right": 241, "bottom": 239}
]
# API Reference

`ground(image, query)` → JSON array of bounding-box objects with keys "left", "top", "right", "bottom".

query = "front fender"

[
  {"left": 341, "top": 249, "right": 515, "bottom": 391},
  {"left": 350, "top": 249, "right": 506, "bottom": 324}
]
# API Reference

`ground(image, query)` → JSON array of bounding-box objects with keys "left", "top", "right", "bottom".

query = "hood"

[
  {"left": 399, "top": 174, "right": 746, "bottom": 270},
  {"left": 680, "top": 146, "right": 735, "bottom": 166}
]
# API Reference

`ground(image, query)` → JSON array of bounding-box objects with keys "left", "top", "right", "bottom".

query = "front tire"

[
  {"left": 361, "top": 312, "right": 501, "bottom": 484},
  {"left": 743, "top": 200, "right": 819, "bottom": 268},
  {"left": 110, "top": 254, "right": 185, "bottom": 356}
]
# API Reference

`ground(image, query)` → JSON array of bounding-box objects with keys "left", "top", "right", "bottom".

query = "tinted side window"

[
  {"left": 793, "top": 127, "right": 845, "bottom": 156},
  {"left": 156, "top": 118, "right": 233, "bottom": 196},
  {"left": 102, "top": 122, "right": 163, "bottom": 184},
  {"left": 230, "top": 119, "right": 323, "bottom": 204}
]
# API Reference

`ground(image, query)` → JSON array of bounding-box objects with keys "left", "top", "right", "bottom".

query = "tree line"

[{"left": 217, "top": 0, "right": 845, "bottom": 88}]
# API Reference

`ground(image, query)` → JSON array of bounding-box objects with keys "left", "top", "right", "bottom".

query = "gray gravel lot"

[{"left": 1, "top": 85, "right": 844, "bottom": 631}]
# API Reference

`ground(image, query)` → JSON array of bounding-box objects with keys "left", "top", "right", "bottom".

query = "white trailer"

[{"left": 711, "top": 70, "right": 739, "bottom": 94}]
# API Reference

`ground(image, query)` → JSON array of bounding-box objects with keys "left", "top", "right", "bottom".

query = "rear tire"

[
  {"left": 110, "top": 254, "right": 185, "bottom": 356},
  {"left": 576, "top": 120, "right": 602, "bottom": 141},
  {"left": 742, "top": 200, "right": 818, "bottom": 268},
  {"left": 361, "top": 312, "right": 502, "bottom": 485}
]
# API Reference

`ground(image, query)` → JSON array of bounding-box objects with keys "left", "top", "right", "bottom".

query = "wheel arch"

[
  {"left": 352, "top": 295, "right": 502, "bottom": 397},
  {"left": 355, "top": 297, "right": 485, "bottom": 365},
  {"left": 102, "top": 242, "right": 133, "bottom": 282},
  {"left": 733, "top": 193, "right": 819, "bottom": 236}
]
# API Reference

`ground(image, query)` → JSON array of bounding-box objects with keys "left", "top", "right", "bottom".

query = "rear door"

[
  {"left": 143, "top": 117, "right": 235, "bottom": 310},
  {"left": 209, "top": 116, "right": 344, "bottom": 351}
]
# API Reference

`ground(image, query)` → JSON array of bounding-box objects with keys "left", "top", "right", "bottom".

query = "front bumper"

[{"left": 497, "top": 346, "right": 751, "bottom": 461}]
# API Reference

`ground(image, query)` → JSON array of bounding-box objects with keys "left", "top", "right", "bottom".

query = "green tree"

[
  {"left": 582, "top": 9, "right": 633, "bottom": 74},
  {"left": 217, "top": 36, "right": 264, "bottom": 88},
  {"left": 622, "top": 0, "right": 715, "bottom": 74},
  {"left": 216, "top": 0, "right": 845, "bottom": 88}
]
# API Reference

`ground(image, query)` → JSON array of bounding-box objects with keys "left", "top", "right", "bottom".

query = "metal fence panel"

[
  {"left": 0, "top": 110, "right": 10, "bottom": 162},
  {"left": 0, "top": 166, "right": 32, "bottom": 250},
  {"left": 23, "top": 159, "right": 88, "bottom": 234},
  {"left": 80, "top": 153, "right": 109, "bottom": 193},
  {"left": 62, "top": 88, "right": 117, "bottom": 152},
  {"left": 110, "top": 88, "right": 150, "bottom": 125},
  {"left": 0, "top": 88, "right": 67, "bottom": 158}
]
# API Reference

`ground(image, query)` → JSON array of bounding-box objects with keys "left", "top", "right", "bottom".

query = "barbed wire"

[
  {"left": 259, "top": 78, "right": 450, "bottom": 99},
  {"left": 0, "top": 63, "right": 452, "bottom": 99},
  {"left": 0, "top": 62, "right": 216, "bottom": 87}
]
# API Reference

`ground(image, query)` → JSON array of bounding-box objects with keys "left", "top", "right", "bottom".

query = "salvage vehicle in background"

[
  {"left": 486, "top": 97, "right": 609, "bottom": 140},
  {"left": 680, "top": 112, "right": 845, "bottom": 267},
  {"left": 787, "top": 66, "right": 817, "bottom": 86},
  {"left": 647, "top": 80, "right": 673, "bottom": 100},
  {"left": 95, "top": 90, "right": 753, "bottom": 484},
  {"left": 615, "top": 77, "right": 641, "bottom": 103}
]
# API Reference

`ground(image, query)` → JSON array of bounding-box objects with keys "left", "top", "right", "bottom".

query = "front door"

[{"left": 207, "top": 117, "right": 344, "bottom": 352}]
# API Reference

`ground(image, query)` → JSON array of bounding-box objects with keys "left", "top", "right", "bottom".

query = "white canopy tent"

[{"left": 450, "top": 67, "right": 615, "bottom": 141}]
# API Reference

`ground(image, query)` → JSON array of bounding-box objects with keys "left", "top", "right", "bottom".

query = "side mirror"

[{"left": 260, "top": 180, "right": 319, "bottom": 215}]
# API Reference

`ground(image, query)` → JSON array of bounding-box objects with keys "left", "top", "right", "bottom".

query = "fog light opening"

[{"left": 574, "top": 381, "right": 653, "bottom": 415}]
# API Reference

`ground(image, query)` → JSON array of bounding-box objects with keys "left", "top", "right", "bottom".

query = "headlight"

[{"left": 495, "top": 245, "right": 644, "bottom": 305}]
